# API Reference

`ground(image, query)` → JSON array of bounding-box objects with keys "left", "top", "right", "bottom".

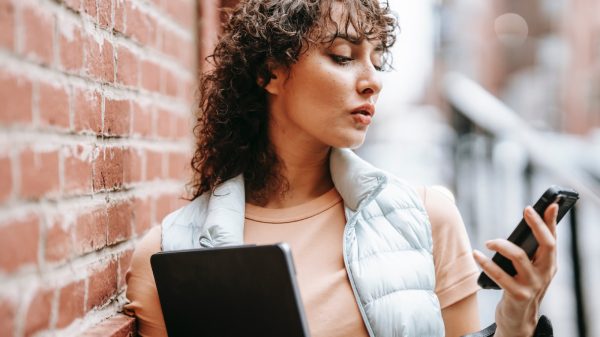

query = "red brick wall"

[{"left": 0, "top": 0, "right": 199, "bottom": 335}]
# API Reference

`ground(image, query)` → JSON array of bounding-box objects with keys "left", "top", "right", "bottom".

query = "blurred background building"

[
  {"left": 359, "top": 0, "right": 600, "bottom": 336},
  {"left": 0, "top": 0, "right": 598, "bottom": 336}
]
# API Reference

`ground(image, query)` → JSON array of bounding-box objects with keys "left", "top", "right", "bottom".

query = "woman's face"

[{"left": 265, "top": 10, "right": 384, "bottom": 149}]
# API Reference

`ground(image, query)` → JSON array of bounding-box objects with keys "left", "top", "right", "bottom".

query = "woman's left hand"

[{"left": 473, "top": 203, "right": 559, "bottom": 337}]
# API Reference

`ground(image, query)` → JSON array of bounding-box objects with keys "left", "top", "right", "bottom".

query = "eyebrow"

[{"left": 326, "top": 33, "right": 384, "bottom": 51}]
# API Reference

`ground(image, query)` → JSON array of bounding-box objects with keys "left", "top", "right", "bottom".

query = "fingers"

[
  {"left": 485, "top": 239, "right": 536, "bottom": 280},
  {"left": 524, "top": 205, "right": 557, "bottom": 257},
  {"left": 543, "top": 203, "right": 559, "bottom": 238},
  {"left": 473, "top": 250, "right": 531, "bottom": 301}
]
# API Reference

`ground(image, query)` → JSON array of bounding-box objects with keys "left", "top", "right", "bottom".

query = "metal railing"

[{"left": 443, "top": 72, "right": 600, "bottom": 337}]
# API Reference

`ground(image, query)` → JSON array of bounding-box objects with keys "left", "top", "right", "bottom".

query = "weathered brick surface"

[
  {"left": 0, "top": 215, "right": 39, "bottom": 273},
  {"left": 59, "top": 24, "right": 85, "bottom": 73},
  {"left": 24, "top": 287, "right": 54, "bottom": 336},
  {"left": 74, "top": 207, "right": 108, "bottom": 255},
  {"left": 81, "top": 314, "right": 136, "bottom": 337},
  {"left": 104, "top": 98, "right": 131, "bottom": 136},
  {"left": 73, "top": 88, "right": 102, "bottom": 133},
  {"left": 22, "top": 5, "right": 54, "bottom": 65},
  {"left": 19, "top": 149, "right": 60, "bottom": 199},
  {"left": 39, "top": 82, "right": 70, "bottom": 128},
  {"left": 56, "top": 280, "right": 85, "bottom": 328},
  {"left": 0, "top": 69, "right": 32, "bottom": 124},
  {"left": 107, "top": 200, "right": 133, "bottom": 246},
  {"left": 0, "top": 0, "right": 200, "bottom": 335},
  {"left": 0, "top": 156, "right": 12, "bottom": 202},
  {"left": 86, "top": 260, "right": 118, "bottom": 311},
  {"left": 0, "top": 299, "right": 16, "bottom": 337},
  {"left": 45, "top": 217, "right": 72, "bottom": 264},
  {"left": 63, "top": 145, "right": 94, "bottom": 194},
  {"left": 0, "top": 0, "right": 15, "bottom": 50}
]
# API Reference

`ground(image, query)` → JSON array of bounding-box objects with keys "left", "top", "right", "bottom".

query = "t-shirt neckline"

[{"left": 245, "top": 187, "right": 342, "bottom": 223}]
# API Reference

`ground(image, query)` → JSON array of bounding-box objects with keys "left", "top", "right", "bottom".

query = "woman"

[{"left": 125, "top": 1, "right": 558, "bottom": 336}]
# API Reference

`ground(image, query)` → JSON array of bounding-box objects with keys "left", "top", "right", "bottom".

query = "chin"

[{"left": 328, "top": 131, "right": 367, "bottom": 149}]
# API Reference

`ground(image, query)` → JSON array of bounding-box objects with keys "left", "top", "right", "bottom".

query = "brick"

[
  {"left": 56, "top": 280, "right": 85, "bottom": 328},
  {"left": 73, "top": 88, "right": 101, "bottom": 133},
  {"left": 118, "top": 249, "right": 134, "bottom": 289},
  {"left": 98, "top": 0, "right": 111, "bottom": 29},
  {"left": 125, "top": 3, "right": 154, "bottom": 45},
  {"left": 0, "top": 215, "right": 39, "bottom": 272},
  {"left": 164, "top": 0, "right": 196, "bottom": 31},
  {"left": 80, "top": 314, "right": 136, "bottom": 337},
  {"left": 123, "top": 147, "right": 142, "bottom": 183},
  {"left": 168, "top": 151, "right": 189, "bottom": 180},
  {"left": 74, "top": 208, "right": 107, "bottom": 255},
  {"left": 156, "top": 109, "right": 175, "bottom": 138},
  {"left": 175, "top": 114, "right": 192, "bottom": 139},
  {"left": 0, "top": 297, "right": 16, "bottom": 337},
  {"left": 146, "top": 150, "right": 163, "bottom": 180},
  {"left": 93, "top": 147, "right": 125, "bottom": 191},
  {"left": 116, "top": 46, "right": 138, "bottom": 87},
  {"left": 64, "top": 0, "right": 81, "bottom": 12},
  {"left": 153, "top": 22, "right": 164, "bottom": 51},
  {"left": 22, "top": 6, "right": 54, "bottom": 65},
  {"left": 160, "top": 68, "right": 173, "bottom": 97},
  {"left": 85, "top": 36, "right": 114, "bottom": 83},
  {"left": 20, "top": 149, "right": 60, "bottom": 199},
  {"left": 131, "top": 102, "right": 152, "bottom": 137},
  {"left": 155, "top": 193, "right": 177, "bottom": 224},
  {"left": 107, "top": 200, "right": 132, "bottom": 246},
  {"left": 24, "top": 288, "right": 54, "bottom": 336},
  {"left": 39, "top": 82, "right": 70, "bottom": 128},
  {"left": 0, "top": 0, "right": 15, "bottom": 49},
  {"left": 140, "top": 60, "right": 160, "bottom": 92},
  {"left": 182, "top": 79, "right": 196, "bottom": 105},
  {"left": 0, "top": 70, "right": 32, "bottom": 124},
  {"left": 104, "top": 98, "right": 130, "bottom": 136},
  {"left": 161, "top": 29, "right": 183, "bottom": 61},
  {"left": 63, "top": 145, "right": 93, "bottom": 194},
  {"left": 113, "top": 0, "right": 126, "bottom": 33},
  {"left": 45, "top": 217, "right": 72, "bottom": 264},
  {"left": 133, "top": 197, "right": 151, "bottom": 235},
  {"left": 86, "top": 259, "right": 118, "bottom": 310},
  {"left": 59, "top": 24, "right": 84, "bottom": 73},
  {"left": 83, "top": 0, "right": 96, "bottom": 20},
  {"left": 0, "top": 156, "right": 12, "bottom": 202}
]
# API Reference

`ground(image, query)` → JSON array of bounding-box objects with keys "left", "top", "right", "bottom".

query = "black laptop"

[{"left": 150, "top": 243, "right": 311, "bottom": 337}]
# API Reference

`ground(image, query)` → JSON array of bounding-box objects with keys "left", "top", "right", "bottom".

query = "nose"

[{"left": 356, "top": 64, "right": 382, "bottom": 100}]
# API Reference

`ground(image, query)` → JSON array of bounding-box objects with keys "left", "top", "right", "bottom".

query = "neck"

[{"left": 251, "top": 116, "right": 334, "bottom": 209}]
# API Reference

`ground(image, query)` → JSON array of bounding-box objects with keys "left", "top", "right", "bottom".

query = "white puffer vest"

[{"left": 161, "top": 148, "right": 445, "bottom": 336}]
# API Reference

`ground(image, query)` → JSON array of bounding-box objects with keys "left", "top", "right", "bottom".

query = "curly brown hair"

[{"left": 190, "top": 0, "right": 398, "bottom": 204}]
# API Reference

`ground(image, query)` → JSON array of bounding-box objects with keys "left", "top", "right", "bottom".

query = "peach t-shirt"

[{"left": 124, "top": 187, "right": 479, "bottom": 337}]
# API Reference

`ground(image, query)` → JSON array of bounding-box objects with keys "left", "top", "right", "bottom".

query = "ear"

[{"left": 261, "top": 62, "right": 286, "bottom": 95}]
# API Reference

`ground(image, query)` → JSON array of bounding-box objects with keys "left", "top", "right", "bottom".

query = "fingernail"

[{"left": 485, "top": 240, "right": 492, "bottom": 248}]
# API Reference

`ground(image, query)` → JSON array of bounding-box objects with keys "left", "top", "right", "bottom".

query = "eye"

[{"left": 329, "top": 54, "right": 353, "bottom": 65}]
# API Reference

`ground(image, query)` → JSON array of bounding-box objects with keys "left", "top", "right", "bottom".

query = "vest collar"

[
  {"left": 330, "top": 148, "right": 388, "bottom": 211},
  {"left": 201, "top": 148, "right": 387, "bottom": 246}
]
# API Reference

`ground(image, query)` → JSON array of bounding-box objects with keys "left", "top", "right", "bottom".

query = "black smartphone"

[{"left": 477, "top": 185, "right": 579, "bottom": 290}]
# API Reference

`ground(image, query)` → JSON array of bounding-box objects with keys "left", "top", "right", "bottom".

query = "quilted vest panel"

[{"left": 161, "top": 148, "right": 445, "bottom": 336}]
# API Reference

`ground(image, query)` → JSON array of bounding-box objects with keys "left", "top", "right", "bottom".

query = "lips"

[
  {"left": 351, "top": 103, "right": 375, "bottom": 125},
  {"left": 351, "top": 103, "right": 375, "bottom": 117}
]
